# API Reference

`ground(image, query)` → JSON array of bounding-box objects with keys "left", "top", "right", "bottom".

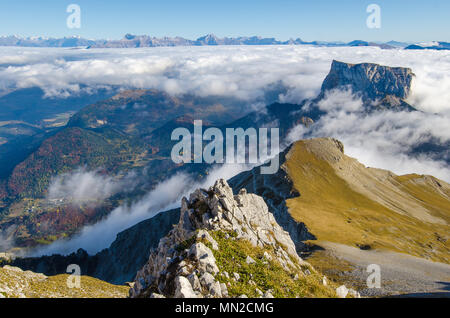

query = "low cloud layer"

[
  {"left": 288, "top": 89, "right": 450, "bottom": 182},
  {"left": 0, "top": 46, "right": 449, "bottom": 113},
  {"left": 3, "top": 45, "right": 448, "bottom": 256},
  {"left": 33, "top": 163, "right": 251, "bottom": 256},
  {"left": 47, "top": 167, "right": 127, "bottom": 203}
]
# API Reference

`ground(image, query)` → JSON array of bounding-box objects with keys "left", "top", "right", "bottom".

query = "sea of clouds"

[
  {"left": 1, "top": 45, "right": 449, "bottom": 255},
  {"left": 34, "top": 164, "right": 250, "bottom": 255},
  {"left": 47, "top": 167, "right": 131, "bottom": 202},
  {"left": 287, "top": 88, "right": 450, "bottom": 181},
  {"left": 1, "top": 45, "right": 449, "bottom": 113}
]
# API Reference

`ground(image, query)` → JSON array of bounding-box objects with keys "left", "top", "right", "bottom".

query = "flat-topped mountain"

[{"left": 320, "top": 60, "right": 415, "bottom": 107}]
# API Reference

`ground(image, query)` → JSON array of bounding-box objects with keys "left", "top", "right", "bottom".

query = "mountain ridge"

[
  {"left": 129, "top": 179, "right": 339, "bottom": 298},
  {"left": 0, "top": 34, "right": 428, "bottom": 49}
]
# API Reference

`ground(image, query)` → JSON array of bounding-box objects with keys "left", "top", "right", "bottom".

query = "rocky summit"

[
  {"left": 130, "top": 179, "right": 337, "bottom": 298},
  {"left": 320, "top": 60, "right": 415, "bottom": 109}
]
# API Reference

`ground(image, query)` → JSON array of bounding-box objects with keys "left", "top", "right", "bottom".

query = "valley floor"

[{"left": 307, "top": 241, "right": 450, "bottom": 298}]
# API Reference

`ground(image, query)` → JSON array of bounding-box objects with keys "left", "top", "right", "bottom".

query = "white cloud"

[
  {"left": 317, "top": 88, "right": 364, "bottom": 112},
  {"left": 0, "top": 46, "right": 449, "bottom": 113},
  {"left": 32, "top": 163, "right": 252, "bottom": 256},
  {"left": 47, "top": 167, "right": 127, "bottom": 203},
  {"left": 287, "top": 89, "right": 450, "bottom": 182}
]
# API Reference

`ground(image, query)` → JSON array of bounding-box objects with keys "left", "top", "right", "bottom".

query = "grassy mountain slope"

[
  {"left": 210, "top": 231, "right": 337, "bottom": 298},
  {"left": 285, "top": 138, "right": 450, "bottom": 263},
  {"left": 0, "top": 265, "right": 127, "bottom": 298}
]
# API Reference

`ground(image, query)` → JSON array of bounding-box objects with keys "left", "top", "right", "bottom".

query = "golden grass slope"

[
  {"left": 209, "top": 231, "right": 338, "bottom": 298},
  {"left": 284, "top": 138, "right": 450, "bottom": 263},
  {"left": 0, "top": 265, "right": 128, "bottom": 298}
]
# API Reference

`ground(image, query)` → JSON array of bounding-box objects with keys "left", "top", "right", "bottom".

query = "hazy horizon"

[{"left": 0, "top": 0, "right": 449, "bottom": 43}]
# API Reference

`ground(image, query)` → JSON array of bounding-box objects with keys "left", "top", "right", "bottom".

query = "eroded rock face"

[
  {"left": 320, "top": 60, "right": 415, "bottom": 111},
  {"left": 322, "top": 60, "right": 414, "bottom": 100},
  {"left": 174, "top": 276, "right": 197, "bottom": 298},
  {"left": 228, "top": 147, "right": 316, "bottom": 252},
  {"left": 129, "top": 179, "right": 305, "bottom": 298}
]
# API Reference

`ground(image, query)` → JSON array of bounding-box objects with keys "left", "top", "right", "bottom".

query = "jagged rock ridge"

[
  {"left": 130, "top": 179, "right": 334, "bottom": 298},
  {"left": 228, "top": 146, "right": 316, "bottom": 252}
]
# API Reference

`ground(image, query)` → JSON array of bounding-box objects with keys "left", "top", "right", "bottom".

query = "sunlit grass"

[{"left": 285, "top": 141, "right": 450, "bottom": 263}]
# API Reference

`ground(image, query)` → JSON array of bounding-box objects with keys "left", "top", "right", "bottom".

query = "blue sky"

[{"left": 0, "top": 0, "right": 448, "bottom": 42}]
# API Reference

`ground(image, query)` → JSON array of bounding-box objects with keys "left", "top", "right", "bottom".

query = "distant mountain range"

[
  {"left": 404, "top": 41, "right": 450, "bottom": 50},
  {"left": 1, "top": 34, "right": 447, "bottom": 50}
]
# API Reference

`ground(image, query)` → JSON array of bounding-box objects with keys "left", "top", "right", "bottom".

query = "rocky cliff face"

[
  {"left": 130, "top": 179, "right": 336, "bottom": 298},
  {"left": 93, "top": 209, "right": 180, "bottom": 284},
  {"left": 228, "top": 146, "right": 316, "bottom": 253},
  {"left": 320, "top": 60, "right": 415, "bottom": 110}
]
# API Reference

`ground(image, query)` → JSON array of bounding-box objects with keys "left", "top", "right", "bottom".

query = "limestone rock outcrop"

[
  {"left": 322, "top": 60, "right": 414, "bottom": 100},
  {"left": 130, "top": 179, "right": 315, "bottom": 298},
  {"left": 320, "top": 60, "right": 415, "bottom": 110}
]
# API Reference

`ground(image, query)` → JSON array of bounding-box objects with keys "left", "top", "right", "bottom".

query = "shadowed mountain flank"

[{"left": 130, "top": 179, "right": 337, "bottom": 298}]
